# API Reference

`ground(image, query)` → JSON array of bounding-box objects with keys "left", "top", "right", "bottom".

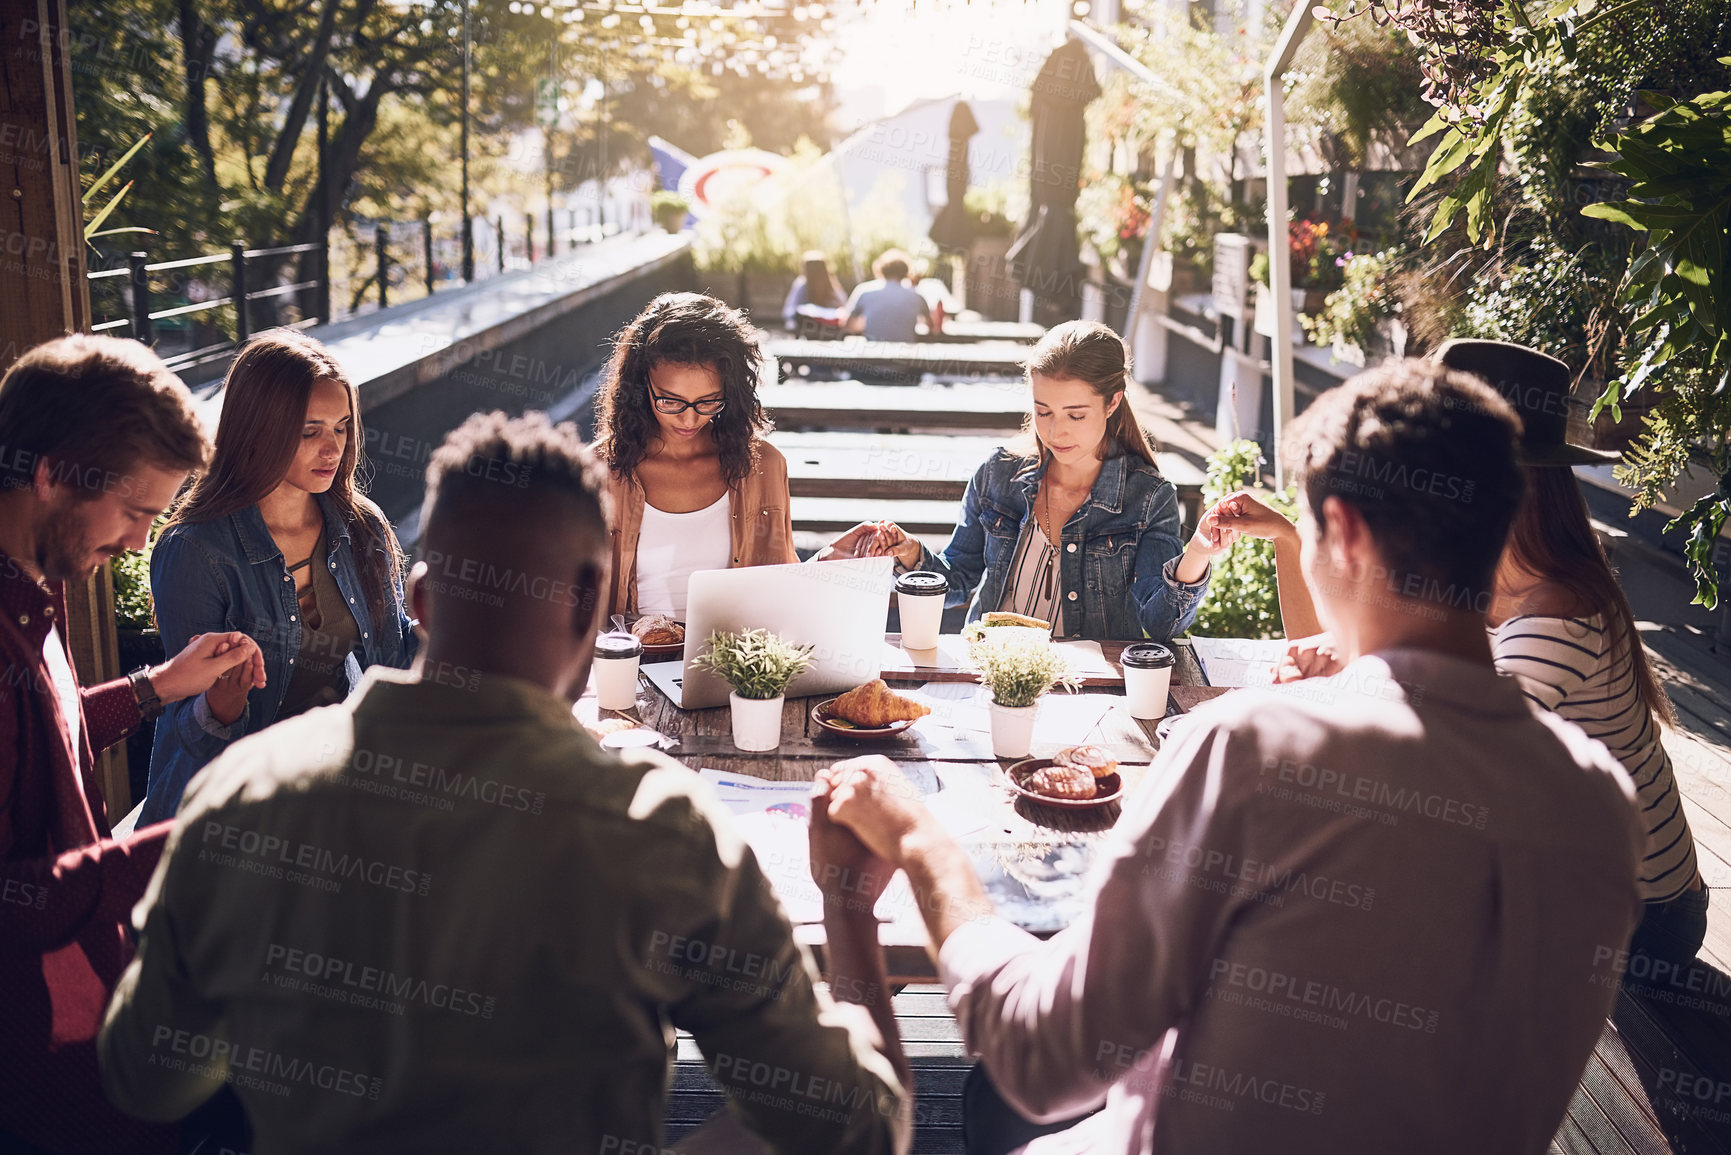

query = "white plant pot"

[
  {"left": 730, "top": 692, "right": 784, "bottom": 752},
  {"left": 989, "top": 701, "right": 1039, "bottom": 760}
]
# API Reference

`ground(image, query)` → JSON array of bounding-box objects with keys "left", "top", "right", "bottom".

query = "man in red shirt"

[{"left": 0, "top": 335, "right": 265, "bottom": 1153}]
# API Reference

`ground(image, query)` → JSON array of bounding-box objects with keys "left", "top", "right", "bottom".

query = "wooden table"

[
  {"left": 585, "top": 638, "right": 1210, "bottom": 982},
  {"left": 765, "top": 338, "right": 1030, "bottom": 382}
]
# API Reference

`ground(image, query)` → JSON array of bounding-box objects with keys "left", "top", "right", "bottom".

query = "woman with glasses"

[{"left": 593, "top": 292, "right": 796, "bottom": 620}]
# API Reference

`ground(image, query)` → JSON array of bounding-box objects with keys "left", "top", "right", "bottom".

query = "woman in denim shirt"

[
  {"left": 141, "top": 330, "right": 416, "bottom": 823},
  {"left": 820, "top": 321, "right": 1230, "bottom": 639}
]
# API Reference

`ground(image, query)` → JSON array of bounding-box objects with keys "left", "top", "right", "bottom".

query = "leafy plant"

[
  {"left": 1302, "top": 247, "right": 1404, "bottom": 363},
  {"left": 1190, "top": 440, "right": 1297, "bottom": 639},
  {"left": 969, "top": 635, "right": 1080, "bottom": 709},
  {"left": 692, "top": 628, "right": 814, "bottom": 700},
  {"left": 83, "top": 132, "right": 157, "bottom": 245},
  {"left": 1580, "top": 80, "right": 1731, "bottom": 606},
  {"left": 651, "top": 189, "right": 690, "bottom": 217},
  {"left": 110, "top": 514, "right": 167, "bottom": 631}
]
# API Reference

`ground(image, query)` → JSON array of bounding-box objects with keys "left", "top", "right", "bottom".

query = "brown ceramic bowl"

[{"left": 1004, "top": 758, "right": 1124, "bottom": 809}]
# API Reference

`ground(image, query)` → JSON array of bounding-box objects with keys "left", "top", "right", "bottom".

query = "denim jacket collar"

[
  {"left": 233, "top": 492, "right": 353, "bottom": 566},
  {"left": 1010, "top": 452, "right": 1130, "bottom": 518}
]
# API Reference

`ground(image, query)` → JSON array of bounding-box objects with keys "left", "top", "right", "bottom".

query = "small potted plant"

[
  {"left": 692, "top": 628, "right": 815, "bottom": 752},
  {"left": 970, "top": 635, "right": 1081, "bottom": 759},
  {"left": 651, "top": 189, "right": 690, "bottom": 234}
]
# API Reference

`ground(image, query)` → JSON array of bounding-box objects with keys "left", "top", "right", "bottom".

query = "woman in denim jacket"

[
  {"left": 820, "top": 321, "right": 1231, "bottom": 640},
  {"left": 141, "top": 330, "right": 416, "bottom": 823}
]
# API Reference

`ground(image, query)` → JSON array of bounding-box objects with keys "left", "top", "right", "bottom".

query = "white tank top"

[{"left": 635, "top": 493, "right": 732, "bottom": 619}]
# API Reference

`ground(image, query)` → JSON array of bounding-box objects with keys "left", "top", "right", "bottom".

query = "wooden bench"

[
  {"left": 771, "top": 430, "right": 1207, "bottom": 530},
  {"left": 666, "top": 985, "right": 972, "bottom": 1152},
  {"left": 763, "top": 379, "right": 1027, "bottom": 434},
  {"left": 930, "top": 320, "right": 1045, "bottom": 344}
]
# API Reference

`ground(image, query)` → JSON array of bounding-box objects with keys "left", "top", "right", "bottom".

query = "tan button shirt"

[
  {"left": 940, "top": 649, "right": 1643, "bottom": 1155},
  {"left": 100, "top": 667, "right": 907, "bottom": 1154}
]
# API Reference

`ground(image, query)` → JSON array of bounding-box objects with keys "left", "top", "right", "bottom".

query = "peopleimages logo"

[
  {"left": 197, "top": 821, "right": 432, "bottom": 896},
  {"left": 148, "top": 1026, "right": 383, "bottom": 1101},
  {"left": 263, "top": 943, "right": 497, "bottom": 1019}
]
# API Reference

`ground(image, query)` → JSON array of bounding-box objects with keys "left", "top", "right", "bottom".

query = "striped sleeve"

[{"left": 1491, "top": 616, "right": 1601, "bottom": 712}]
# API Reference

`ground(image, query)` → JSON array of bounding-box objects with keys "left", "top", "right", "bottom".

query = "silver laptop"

[{"left": 646, "top": 556, "right": 896, "bottom": 709}]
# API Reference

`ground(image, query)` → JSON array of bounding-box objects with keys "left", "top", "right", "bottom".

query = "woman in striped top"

[
  {"left": 1270, "top": 340, "right": 1703, "bottom": 968},
  {"left": 1487, "top": 464, "right": 1703, "bottom": 966}
]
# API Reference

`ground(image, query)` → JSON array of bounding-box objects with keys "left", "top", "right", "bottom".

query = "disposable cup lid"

[
  {"left": 895, "top": 571, "right": 947, "bottom": 596},
  {"left": 1120, "top": 642, "right": 1174, "bottom": 669},
  {"left": 595, "top": 633, "right": 643, "bottom": 658}
]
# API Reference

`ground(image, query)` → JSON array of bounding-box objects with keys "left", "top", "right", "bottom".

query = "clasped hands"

[
  {"left": 150, "top": 632, "right": 269, "bottom": 725},
  {"left": 807, "top": 756, "right": 931, "bottom": 920}
]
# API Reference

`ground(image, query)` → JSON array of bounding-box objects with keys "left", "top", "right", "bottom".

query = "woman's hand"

[
  {"left": 1173, "top": 501, "right": 1241, "bottom": 583},
  {"left": 817, "top": 521, "right": 922, "bottom": 569},
  {"left": 152, "top": 631, "right": 265, "bottom": 708}
]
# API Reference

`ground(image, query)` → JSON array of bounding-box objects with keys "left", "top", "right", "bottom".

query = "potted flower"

[
  {"left": 969, "top": 635, "right": 1081, "bottom": 759},
  {"left": 691, "top": 628, "right": 815, "bottom": 752},
  {"left": 651, "top": 190, "right": 690, "bottom": 234}
]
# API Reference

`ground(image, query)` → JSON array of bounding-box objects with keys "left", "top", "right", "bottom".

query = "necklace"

[{"left": 1037, "top": 483, "right": 1058, "bottom": 600}]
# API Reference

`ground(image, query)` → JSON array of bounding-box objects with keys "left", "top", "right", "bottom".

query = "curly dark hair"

[{"left": 593, "top": 292, "right": 769, "bottom": 487}]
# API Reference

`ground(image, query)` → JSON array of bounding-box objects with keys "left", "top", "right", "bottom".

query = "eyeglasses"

[{"left": 650, "top": 392, "right": 726, "bottom": 416}]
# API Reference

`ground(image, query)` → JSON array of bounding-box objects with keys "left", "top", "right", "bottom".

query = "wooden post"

[
  {"left": 1264, "top": 0, "right": 1317, "bottom": 489},
  {"left": 1, "top": 0, "right": 130, "bottom": 813}
]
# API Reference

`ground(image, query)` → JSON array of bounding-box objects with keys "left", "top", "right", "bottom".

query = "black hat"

[{"left": 1434, "top": 338, "right": 1620, "bottom": 467}]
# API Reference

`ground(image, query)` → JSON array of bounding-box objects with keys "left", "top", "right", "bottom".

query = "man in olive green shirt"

[{"left": 99, "top": 412, "right": 910, "bottom": 1154}]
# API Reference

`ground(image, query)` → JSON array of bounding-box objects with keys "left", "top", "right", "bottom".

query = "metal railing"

[
  {"left": 87, "top": 242, "right": 321, "bottom": 374},
  {"left": 86, "top": 200, "right": 650, "bottom": 374}
]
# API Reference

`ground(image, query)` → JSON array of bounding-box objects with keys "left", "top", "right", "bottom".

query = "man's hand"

[
  {"left": 1273, "top": 632, "right": 1345, "bottom": 683},
  {"left": 821, "top": 756, "right": 933, "bottom": 866},
  {"left": 1212, "top": 490, "right": 1298, "bottom": 545},
  {"left": 810, "top": 767, "right": 897, "bottom": 921},
  {"left": 150, "top": 632, "right": 266, "bottom": 709}
]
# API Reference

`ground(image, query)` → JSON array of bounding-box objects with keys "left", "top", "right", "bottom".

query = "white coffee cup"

[
  {"left": 1120, "top": 642, "right": 1175, "bottom": 721},
  {"left": 593, "top": 632, "right": 644, "bottom": 712},
  {"left": 895, "top": 571, "right": 948, "bottom": 650}
]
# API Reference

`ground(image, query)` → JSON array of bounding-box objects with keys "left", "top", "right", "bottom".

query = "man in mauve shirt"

[
  {"left": 810, "top": 360, "right": 1644, "bottom": 1154},
  {"left": 0, "top": 335, "right": 265, "bottom": 1153}
]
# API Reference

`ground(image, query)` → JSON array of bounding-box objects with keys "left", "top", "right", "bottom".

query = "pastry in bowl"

[
  {"left": 632, "top": 614, "right": 684, "bottom": 647},
  {"left": 1055, "top": 744, "right": 1119, "bottom": 780},
  {"left": 831, "top": 679, "right": 931, "bottom": 728},
  {"left": 1026, "top": 760, "right": 1096, "bottom": 801}
]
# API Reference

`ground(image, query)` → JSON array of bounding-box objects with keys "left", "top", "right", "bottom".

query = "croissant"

[
  {"left": 832, "top": 679, "right": 931, "bottom": 727},
  {"left": 632, "top": 614, "right": 684, "bottom": 647}
]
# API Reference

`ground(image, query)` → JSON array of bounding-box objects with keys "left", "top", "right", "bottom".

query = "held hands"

[
  {"left": 1273, "top": 632, "right": 1345, "bottom": 683},
  {"left": 806, "top": 754, "right": 934, "bottom": 879},
  {"left": 1211, "top": 490, "right": 1299, "bottom": 545},
  {"left": 818, "top": 521, "right": 922, "bottom": 569},
  {"left": 150, "top": 632, "right": 266, "bottom": 723},
  {"left": 809, "top": 764, "right": 899, "bottom": 920}
]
